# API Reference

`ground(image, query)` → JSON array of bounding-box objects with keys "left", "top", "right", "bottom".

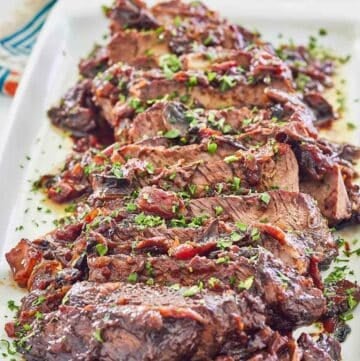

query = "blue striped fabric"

[
  {"left": 0, "top": 0, "right": 57, "bottom": 95},
  {"left": 0, "top": 0, "right": 56, "bottom": 56},
  {"left": 0, "top": 68, "right": 10, "bottom": 91}
]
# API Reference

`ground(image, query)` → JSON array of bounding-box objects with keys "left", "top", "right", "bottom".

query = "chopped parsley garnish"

[
  {"left": 111, "top": 163, "right": 123, "bottom": 178},
  {"left": 207, "top": 141, "right": 218, "bottom": 154},
  {"left": 126, "top": 202, "right": 137, "bottom": 212},
  {"left": 64, "top": 203, "right": 77, "bottom": 213},
  {"left": 347, "top": 290, "right": 358, "bottom": 310},
  {"left": 170, "top": 283, "right": 181, "bottom": 290},
  {"left": 93, "top": 329, "right": 103, "bottom": 343},
  {"left": 325, "top": 266, "right": 348, "bottom": 285},
  {"left": 145, "top": 260, "right": 154, "bottom": 276},
  {"left": 219, "top": 75, "right": 237, "bottom": 92},
  {"left": 346, "top": 122, "right": 357, "bottom": 130},
  {"left": 203, "top": 35, "right": 214, "bottom": 46},
  {"left": 164, "top": 129, "right": 181, "bottom": 139},
  {"left": 224, "top": 155, "right": 238, "bottom": 164},
  {"left": 146, "top": 162, "right": 155, "bottom": 174},
  {"left": 173, "top": 16, "right": 182, "bottom": 27},
  {"left": 259, "top": 192, "right": 271, "bottom": 205},
  {"left": 207, "top": 71, "right": 217, "bottom": 82},
  {"left": 231, "top": 177, "right": 241, "bottom": 191},
  {"left": 296, "top": 73, "right": 311, "bottom": 91},
  {"left": 250, "top": 228, "right": 261, "bottom": 241},
  {"left": 182, "top": 285, "right": 201, "bottom": 297},
  {"left": 7, "top": 300, "right": 19, "bottom": 312},
  {"left": 159, "top": 54, "right": 182, "bottom": 78},
  {"left": 23, "top": 324, "right": 32, "bottom": 331},
  {"left": 146, "top": 278, "right": 155, "bottom": 285},
  {"left": 188, "top": 215, "right": 208, "bottom": 228},
  {"left": 339, "top": 54, "right": 351, "bottom": 64},
  {"left": 32, "top": 295, "right": 46, "bottom": 307},
  {"left": 188, "top": 184, "right": 197, "bottom": 196},
  {"left": 276, "top": 271, "right": 290, "bottom": 287},
  {"left": 169, "top": 172, "right": 177, "bottom": 180},
  {"left": 84, "top": 163, "right": 104, "bottom": 176},
  {"left": 208, "top": 277, "right": 220, "bottom": 288},
  {"left": 128, "top": 98, "right": 145, "bottom": 113},
  {"left": 216, "top": 183, "right": 223, "bottom": 194},
  {"left": 217, "top": 238, "right": 233, "bottom": 250},
  {"left": 238, "top": 276, "right": 254, "bottom": 290},
  {"left": 134, "top": 213, "right": 164, "bottom": 228},
  {"left": 216, "top": 256, "right": 230, "bottom": 264},
  {"left": 230, "top": 232, "right": 242, "bottom": 242},
  {"left": 214, "top": 206, "right": 223, "bottom": 216},
  {"left": 95, "top": 243, "right": 108, "bottom": 256},
  {"left": 187, "top": 75, "right": 198, "bottom": 87},
  {"left": 0, "top": 339, "right": 16, "bottom": 356},
  {"left": 236, "top": 222, "right": 247, "bottom": 232},
  {"left": 127, "top": 272, "right": 138, "bottom": 283}
]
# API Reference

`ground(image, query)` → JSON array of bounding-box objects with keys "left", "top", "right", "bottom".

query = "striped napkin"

[{"left": 0, "top": 0, "right": 56, "bottom": 96}]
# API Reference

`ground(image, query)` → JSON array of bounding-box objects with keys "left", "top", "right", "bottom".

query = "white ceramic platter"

[{"left": 0, "top": 0, "right": 359, "bottom": 359}]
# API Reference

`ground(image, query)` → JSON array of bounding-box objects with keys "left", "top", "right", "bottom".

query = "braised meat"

[
  {"left": 5, "top": 1, "right": 360, "bottom": 360},
  {"left": 18, "top": 283, "right": 297, "bottom": 361}
]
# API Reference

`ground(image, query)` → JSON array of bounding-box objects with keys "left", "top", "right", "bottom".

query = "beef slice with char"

[
  {"left": 185, "top": 190, "right": 336, "bottom": 266},
  {"left": 300, "top": 165, "right": 352, "bottom": 226},
  {"left": 87, "top": 247, "right": 326, "bottom": 330},
  {"left": 18, "top": 283, "right": 294, "bottom": 361},
  {"left": 91, "top": 142, "right": 299, "bottom": 200}
]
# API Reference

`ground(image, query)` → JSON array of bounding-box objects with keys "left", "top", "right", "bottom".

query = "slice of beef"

[
  {"left": 87, "top": 248, "right": 326, "bottom": 330},
  {"left": 6, "top": 239, "right": 43, "bottom": 288},
  {"left": 92, "top": 62, "right": 293, "bottom": 128},
  {"left": 150, "top": 0, "right": 228, "bottom": 27},
  {"left": 300, "top": 165, "right": 352, "bottom": 226},
  {"left": 6, "top": 223, "right": 83, "bottom": 289},
  {"left": 17, "top": 283, "right": 296, "bottom": 361},
  {"left": 297, "top": 333, "right": 341, "bottom": 361},
  {"left": 7, "top": 216, "right": 310, "bottom": 293},
  {"left": 107, "top": 0, "right": 160, "bottom": 32},
  {"left": 40, "top": 150, "right": 92, "bottom": 203},
  {"left": 48, "top": 80, "right": 99, "bottom": 136},
  {"left": 276, "top": 43, "right": 335, "bottom": 92},
  {"left": 79, "top": 45, "right": 109, "bottom": 79},
  {"left": 108, "top": 0, "right": 252, "bottom": 52},
  {"left": 90, "top": 142, "right": 299, "bottom": 200},
  {"left": 43, "top": 136, "right": 245, "bottom": 203},
  {"left": 128, "top": 70, "right": 291, "bottom": 111},
  {"left": 293, "top": 141, "right": 356, "bottom": 225},
  {"left": 107, "top": 26, "right": 285, "bottom": 81},
  {"left": 110, "top": 136, "right": 245, "bottom": 168},
  {"left": 107, "top": 30, "right": 169, "bottom": 68},
  {"left": 183, "top": 190, "right": 336, "bottom": 267},
  {"left": 149, "top": 0, "right": 259, "bottom": 50},
  {"left": 118, "top": 101, "right": 191, "bottom": 144},
  {"left": 47, "top": 79, "right": 114, "bottom": 146},
  {"left": 265, "top": 87, "right": 324, "bottom": 134},
  {"left": 107, "top": 30, "right": 250, "bottom": 70},
  {"left": 114, "top": 97, "right": 316, "bottom": 145},
  {"left": 303, "top": 92, "right": 336, "bottom": 125}
]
